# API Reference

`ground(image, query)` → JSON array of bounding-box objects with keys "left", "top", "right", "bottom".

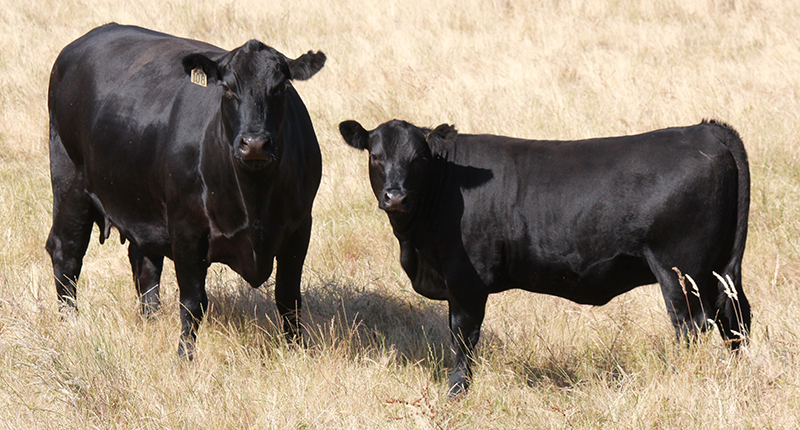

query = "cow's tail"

[{"left": 705, "top": 119, "right": 751, "bottom": 347}]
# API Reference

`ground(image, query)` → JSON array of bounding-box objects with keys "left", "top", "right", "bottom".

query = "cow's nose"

[
  {"left": 240, "top": 135, "right": 271, "bottom": 161},
  {"left": 380, "top": 189, "right": 407, "bottom": 212}
]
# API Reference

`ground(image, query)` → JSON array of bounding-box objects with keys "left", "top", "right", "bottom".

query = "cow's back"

[{"left": 49, "top": 23, "right": 222, "bottom": 161}]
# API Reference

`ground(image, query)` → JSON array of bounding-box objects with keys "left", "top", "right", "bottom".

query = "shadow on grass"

[
  {"left": 504, "top": 328, "right": 679, "bottom": 391},
  {"left": 203, "top": 268, "right": 662, "bottom": 392},
  {"left": 204, "top": 268, "right": 452, "bottom": 374},
  {"left": 518, "top": 360, "right": 583, "bottom": 389},
  {"left": 149, "top": 265, "right": 705, "bottom": 397}
]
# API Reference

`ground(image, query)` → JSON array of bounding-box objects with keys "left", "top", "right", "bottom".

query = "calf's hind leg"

[
  {"left": 709, "top": 269, "right": 751, "bottom": 349},
  {"left": 644, "top": 250, "right": 711, "bottom": 341},
  {"left": 128, "top": 243, "right": 164, "bottom": 316}
]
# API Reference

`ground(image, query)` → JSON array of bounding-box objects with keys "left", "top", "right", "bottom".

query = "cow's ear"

[
  {"left": 339, "top": 120, "right": 369, "bottom": 151},
  {"left": 426, "top": 123, "right": 457, "bottom": 153},
  {"left": 182, "top": 54, "right": 222, "bottom": 83},
  {"left": 287, "top": 51, "right": 326, "bottom": 81}
]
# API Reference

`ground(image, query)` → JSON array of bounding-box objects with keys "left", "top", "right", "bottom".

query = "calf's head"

[
  {"left": 183, "top": 41, "right": 325, "bottom": 170},
  {"left": 339, "top": 119, "right": 455, "bottom": 215}
]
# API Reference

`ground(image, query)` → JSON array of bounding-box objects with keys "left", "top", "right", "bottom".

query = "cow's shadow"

[
  {"left": 204, "top": 270, "right": 600, "bottom": 391},
  {"left": 204, "top": 270, "right": 455, "bottom": 375}
]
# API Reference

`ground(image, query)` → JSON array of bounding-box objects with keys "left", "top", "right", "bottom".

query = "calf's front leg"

[{"left": 446, "top": 282, "right": 488, "bottom": 397}]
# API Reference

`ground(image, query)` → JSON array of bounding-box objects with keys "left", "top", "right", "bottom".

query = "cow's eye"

[
  {"left": 270, "top": 81, "right": 289, "bottom": 96},
  {"left": 221, "top": 83, "right": 236, "bottom": 99},
  {"left": 369, "top": 154, "right": 382, "bottom": 165}
]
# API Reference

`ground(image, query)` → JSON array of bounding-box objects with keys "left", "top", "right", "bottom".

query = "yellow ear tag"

[{"left": 191, "top": 67, "right": 207, "bottom": 87}]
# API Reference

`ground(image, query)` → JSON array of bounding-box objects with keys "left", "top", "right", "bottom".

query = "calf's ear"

[
  {"left": 339, "top": 120, "right": 369, "bottom": 151},
  {"left": 288, "top": 51, "right": 326, "bottom": 81},
  {"left": 182, "top": 54, "right": 222, "bottom": 83},
  {"left": 426, "top": 123, "right": 457, "bottom": 153}
]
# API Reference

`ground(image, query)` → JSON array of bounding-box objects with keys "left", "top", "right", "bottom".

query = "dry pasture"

[{"left": 1, "top": 0, "right": 799, "bottom": 428}]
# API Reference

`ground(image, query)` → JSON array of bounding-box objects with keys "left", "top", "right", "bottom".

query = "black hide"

[
  {"left": 47, "top": 23, "right": 325, "bottom": 358},
  {"left": 340, "top": 118, "right": 751, "bottom": 395}
]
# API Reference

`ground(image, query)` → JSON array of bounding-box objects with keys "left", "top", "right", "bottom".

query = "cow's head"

[
  {"left": 183, "top": 41, "right": 325, "bottom": 170},
  {"left": 339, "top": 119, "right": 456, "bottom": 215}
]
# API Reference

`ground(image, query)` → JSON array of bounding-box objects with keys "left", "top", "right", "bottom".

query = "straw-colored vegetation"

[{"left": 1, "top": 0, "right": 799, "bottom": 428}]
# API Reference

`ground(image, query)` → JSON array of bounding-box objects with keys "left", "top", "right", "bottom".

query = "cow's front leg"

[
  {"left": 171, "top": 233, "right": 210, "bottom": 360},
  {"left": 275, "top": 216, "right": 312, "bottom": 342},
  {"left": 175, "top": 261, "right": 208, "bottom": 360},
  {"left": 446, "top": 283, "right": 488, "bottom": 397}
]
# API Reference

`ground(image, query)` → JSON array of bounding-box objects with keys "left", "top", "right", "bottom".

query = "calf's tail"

[{"left": 705, "top": 119, "right": 751, "bottom": 346}]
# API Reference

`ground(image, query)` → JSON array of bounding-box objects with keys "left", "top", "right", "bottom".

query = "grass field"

[{"left": 1, "top": 0, "right": 800, "bottom": 428}]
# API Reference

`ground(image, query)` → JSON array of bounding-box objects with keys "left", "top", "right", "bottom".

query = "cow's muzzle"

[
  {"left": 238, "top": 135, "right": 274, "bottom": 161},
  {"left": 379, "top": 188, "right": 407, "bottom": 212}
]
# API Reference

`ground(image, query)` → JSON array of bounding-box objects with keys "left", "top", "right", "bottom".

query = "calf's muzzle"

[{"left": 380, "top": 188, "right": 407, "bottom": 212}]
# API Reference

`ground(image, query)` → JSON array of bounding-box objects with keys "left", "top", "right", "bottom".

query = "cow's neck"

[
  {"left": 388, "top": 147, "right": 453, "bottom": 243},
  {"left": 233, "top": 164, "right": 279, "bottom": 215},
  {"left": 201, "top": 119, "right": 279, "bottom": 237}
]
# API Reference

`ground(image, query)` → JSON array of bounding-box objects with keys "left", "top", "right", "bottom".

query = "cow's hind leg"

[
  {"left": 128, "top": 243, "right": 164, "bottom": 317},
  {"left": 46, "top": 135, "right": 97, "bottom": 311},
  {"left": 644, "top": 249, "right": 711, "bottom": 342},
  {"left": 275, "top": 216, "right": 312, "bottom": 342},
  {"left": 46, "top": 199, "right": 95, "bottom": 310}
]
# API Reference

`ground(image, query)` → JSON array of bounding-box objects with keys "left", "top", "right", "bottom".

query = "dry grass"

[{"left": 1, "top": 0, "right": 800, "bottom": 428}]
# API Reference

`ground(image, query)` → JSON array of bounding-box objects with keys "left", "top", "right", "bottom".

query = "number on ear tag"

[{"left": 191, "top": 67, "right": 207, "bottom": 87}]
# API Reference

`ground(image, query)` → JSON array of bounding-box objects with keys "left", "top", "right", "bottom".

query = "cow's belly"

[
  {"left": 460, "top": 198, "right": 658, "bottom": 304},
  {"left": 508, "top": 254, "right": 657, "bottom": 305},
  {"left": 86, "top": 189, "right": 172, "bottom": 253},
  {"left": 117, "top": 220, "right": 171, "bottom": 255}
]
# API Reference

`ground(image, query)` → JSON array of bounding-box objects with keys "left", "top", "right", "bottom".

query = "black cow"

[
  {"left": 340, "top": 118, "right": 751, "bottom": 395},
  {"left": 47, "top": 23, "right": 325, "bottom": 358}
]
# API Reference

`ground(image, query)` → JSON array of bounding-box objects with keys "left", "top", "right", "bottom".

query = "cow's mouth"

[
  {"left": 237, "top": 155, "right": 275, "bottom": 171},
  {"left": 234, "top": 139, "right": 277, "bottom": 171}
]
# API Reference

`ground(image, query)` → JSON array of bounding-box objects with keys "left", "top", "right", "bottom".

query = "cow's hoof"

[
  {"left": 57, "top": 301, "right": 78, "bottom": 320},
  {"left": 447, "top": 371, "right": 470, "bottom": 399},
  {"left": 285, "top": 333, "right": 307, "bottom": 349},
  {"left": 139, "top": 297, "right": 161, "bottom": 320},
  {"left": 177, "top": 338, "right": 195, "bottom": 361}
]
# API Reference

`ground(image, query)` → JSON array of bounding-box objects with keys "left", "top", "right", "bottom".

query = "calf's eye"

[{"left": 271, "top": 81, "right": 289, "bottom": 95}]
